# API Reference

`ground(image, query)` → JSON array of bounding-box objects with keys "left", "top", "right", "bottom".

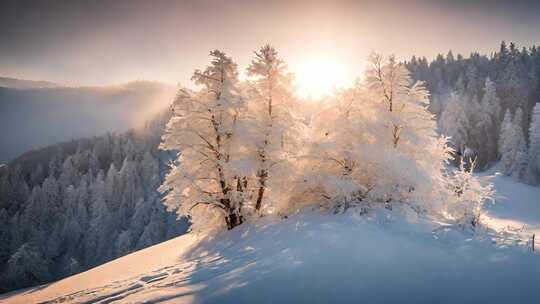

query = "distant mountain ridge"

[
  {"left": 0, "top": 79, "right": 176, "bottom": 162},
  {"left": 0, "top": 76, "right": 61, "bottom": 89}
]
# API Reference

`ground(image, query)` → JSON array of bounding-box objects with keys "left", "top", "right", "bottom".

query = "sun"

[{"left": 292, "top": 54, "right": 351, "bottom": 100}]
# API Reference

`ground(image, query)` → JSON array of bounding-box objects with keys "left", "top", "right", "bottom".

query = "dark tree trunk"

[
  {"left": 255, "top": 169, "right": 267, "bottom": 211},
  {"left": 255, "top": 185, "right": 265, "bottom": 211},
  {"left": 225, "top": 209, "right": 243, "bottom": 230}
]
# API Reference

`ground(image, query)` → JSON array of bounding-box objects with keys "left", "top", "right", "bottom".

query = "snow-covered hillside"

[
  {"left": 2, "top": 171, "right": 539, "bottom": 304},
  {"left": 481, "top": 170, "right": 540, "bottom": 246}
]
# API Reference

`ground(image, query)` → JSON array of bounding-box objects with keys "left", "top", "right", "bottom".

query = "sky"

[{"left": 1, "top": 0, "right": 540, "bottom": 87}]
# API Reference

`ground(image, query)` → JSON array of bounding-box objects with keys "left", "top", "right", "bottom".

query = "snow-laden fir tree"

[
  {"left": 3, "top": 243, "right": 50, "bottom": 290},
  {"left": 474, "top": 78, "right": 502, "bottom": 165},
  {"left": 161, "top": 50, "right": 246, "bottom": 231},
  {"left": 464, "top": 63, "right": 483, "bottom": 98},
  {"left": 498, "top": 109, "right": 513, "bottom": 162},
  {"left": 499, "top": 108, "right": 528, "bottom": 178},
  {"left": 440, "top": 91, "right": 470, "bottom": 157},
  {"left": 526, "top": 103, "right": 540, "bottom": 183},
  {"left": 509, "top": 108, "right": 528, "bottom": 180}
]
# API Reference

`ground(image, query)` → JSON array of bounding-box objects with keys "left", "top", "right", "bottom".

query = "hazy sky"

[{"left": 1, "top": 0, "right": 539, "bottom": 86}]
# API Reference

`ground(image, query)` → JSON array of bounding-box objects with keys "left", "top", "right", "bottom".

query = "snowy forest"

[
  {"left": 0, "top": 112, "right": 187, "bottom": 292},
  {"left": 1, "top": 41, "right": 540, "bottom": 295},
  {"left": 406, "top": 41, "right": 540, "bottom": 182}
]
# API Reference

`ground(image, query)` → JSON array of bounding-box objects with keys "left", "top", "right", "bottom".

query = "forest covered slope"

[{"left": 0, "top": 112, "right": 187, "bottom": 293}]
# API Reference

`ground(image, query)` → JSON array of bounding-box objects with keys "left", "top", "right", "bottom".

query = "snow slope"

[
  {"left": 2, "top": 172, "right": 539, "bottom": 304},
  {"left": 481, "top": 171, "right": 540, "bottom": 246},
  {"left": 0, "top": 235, "right": 198, "bottom": 303}
]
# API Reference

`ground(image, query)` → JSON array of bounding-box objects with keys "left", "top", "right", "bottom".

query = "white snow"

[
  {"left": 0, "top": 235, "right": 198, "bottom": 303},
  {"left": 2, "top": 171, "right": 539, "bottom": 304},
  {"left": 481, "top": 170, "right": 540, "bottom": 247}
]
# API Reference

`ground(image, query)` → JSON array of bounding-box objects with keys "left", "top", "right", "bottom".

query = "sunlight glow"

[{"left": 292, "top": 54, "right": 351, "bottom": 100}]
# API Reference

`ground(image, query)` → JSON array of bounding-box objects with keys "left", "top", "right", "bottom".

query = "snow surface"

[
  {"left": 481, "top": 170, "right": 540, "bottom": 246},
  {"left": 2, "top": 171, "right": 539, "bottom": 304}
]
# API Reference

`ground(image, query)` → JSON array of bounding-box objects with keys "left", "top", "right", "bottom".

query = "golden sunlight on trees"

[{"left": 160, "top": 46, "right": 491, "bottom": 233}]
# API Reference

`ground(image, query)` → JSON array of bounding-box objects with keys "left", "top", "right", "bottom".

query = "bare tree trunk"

[{"left": 255, "top": 169, "right": 267, "bottom": 211}]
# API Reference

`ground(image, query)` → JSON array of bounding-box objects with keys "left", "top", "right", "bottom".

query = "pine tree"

[
  {"left": 440, "top": 91, "right": 470, "bottom": 156},
  {"left": 527, "top": 103, "right": 540, "bottom": 183},
  {"left": 59, "top": 156, "right": 78, "bottom": 189},
  {"left": 0, "top": 209, "right": 11, "bottom": 266},
  {"left": 473, "top": 77, "right": 502, "bottom": 166},
  {"left": 465, "top": 63, "right": 482, "bottom": 98},
  {"left": 141, "top": 151, "right": 159, "bottom": 190},
  {"left": 511, "top": 109, "right": 528, "bottom": 179},
  {"left": 499, "top": 109, "right": 528, "bottom": 178},
  {"left": 4, "top": 243, "right": 50, "bottom": 289}
]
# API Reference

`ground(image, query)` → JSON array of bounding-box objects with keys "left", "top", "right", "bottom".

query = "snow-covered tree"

[
  {"left": 3, "top": 243, "right": 50, "bottom": 289},
  {"left": 243, "top": 45, "right": 302, "bottom": 214},
  {"left": 446, "top": 159, "right": 493, "bottom": 228},
  {"left": 300, "top": 54, "right": 452, "bottom": 215},
  {"left": 365, "top": 53, "right": 431, "bottom": 149},
  {"left": 527, "top": 103, "right": 540, "bottom": 183},
  {"left": 136, "top": 205, "right": 167, "bottom": 250},
  {"left": 142, "top": 151, "right": 160, "bottom": 190},
  {"left": 440, "top": 91, "right": 470, "bottom": 156},
  {"left": 465, "top": 63, "right": 483, "bottom": 98},
  {"left": 0, "top": 209, "right": 11, "bottom": 264},
  {"left": 482, "top": 78, "right": 503, "bottom": 123},
  {"left": 161, "top": 50, "right": 246, "bottom": 231},
  {"left": 499, "top": 108, "right": 528, "bottom": 178},
  {"left": 298, "top": 88, "right": 377, "bottom": 211},
  {"left": 474, "top": 78, "right": 502, "bottom": 164},
  {"left": 59, "top": 156, "right": 78, "bottom": 189}
]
